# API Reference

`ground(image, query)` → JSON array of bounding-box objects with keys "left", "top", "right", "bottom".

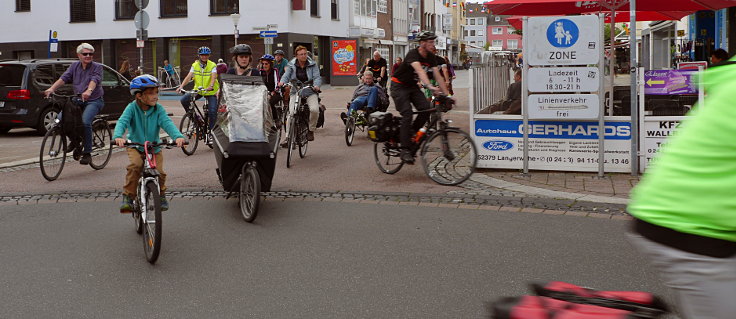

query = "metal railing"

[{"left": 470, "top": 53, "right": 513, "bottom": 114}]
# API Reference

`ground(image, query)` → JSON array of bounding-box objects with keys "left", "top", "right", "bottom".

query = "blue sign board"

[
  {"left": 259, "top": 30, "right": 278, "bottom": 38},
  {"left": 643, "top": 70, "right": 698, "bottom": 95},
  {"left": 474, "top": 120, "right": 631, "bottom": 140},
  {"left": 546, "top": 19, "right": 579, "bottom": 48}
]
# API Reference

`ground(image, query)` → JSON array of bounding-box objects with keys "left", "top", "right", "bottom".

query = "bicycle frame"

[{"left": 136, "top": 141, "right": 161, "bottom": 222}]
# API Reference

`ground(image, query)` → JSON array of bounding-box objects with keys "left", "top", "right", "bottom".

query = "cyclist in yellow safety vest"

[{"left": 177, "top": 46, "right": 220, "bottom": 143}]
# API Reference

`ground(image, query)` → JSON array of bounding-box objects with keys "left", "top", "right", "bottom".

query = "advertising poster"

[
  {"left": 640, "top": 117, "right": 684, "bottom": 171},
  {"left": 331, "top": 40, "right": 357, "bottom": 76},
  {"left": 643, "top": 70, "right": 698, "bottom": 95},
  {"left": 473, "top": 119, "right": 632, "bottom": 172}
]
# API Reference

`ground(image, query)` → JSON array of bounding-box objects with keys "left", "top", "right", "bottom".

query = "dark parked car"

[{"left": 0, "top": 59, "right": 132, "bottom": 134}]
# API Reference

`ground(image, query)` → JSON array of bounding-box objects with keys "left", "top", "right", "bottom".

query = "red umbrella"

[
  {"left": 485, "top": 0, "right": 736, "bottom": 15},
  {"left": 505, "top": 10, "right": 689, "bottom": 30}
]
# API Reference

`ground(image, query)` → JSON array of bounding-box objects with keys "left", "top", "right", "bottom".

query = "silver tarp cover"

[{"left": 218, "top": 80, "right": 273, "bottom": 142}]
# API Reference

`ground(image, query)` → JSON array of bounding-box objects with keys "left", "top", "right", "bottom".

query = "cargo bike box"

[{"left": 212, "top": 74, "right": 280, "bottom": 222}]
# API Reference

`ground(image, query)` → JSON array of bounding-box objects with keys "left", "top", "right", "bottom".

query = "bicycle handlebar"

[
  {"left": 178, "top": 86, "right": 213, "bottom": 95},
  {"left": 122, "top": 138, "right": 188, "bottom": 148}
]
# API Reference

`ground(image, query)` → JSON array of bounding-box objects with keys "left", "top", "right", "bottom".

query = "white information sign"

[
  {"left": 526, "top": 15, "right": 601, "bottom": 66},
  {"left": 528, "top": 67, "right": 600, "bottom": 92},
  {"left": 640, "top": 116, "right": 683, "bottom": 172},
  {"left": 472, "top": 118, "right": 632, "bottom": 172},
  {"left": 528, "top": 94, "right": 600, "bottom": 119}
]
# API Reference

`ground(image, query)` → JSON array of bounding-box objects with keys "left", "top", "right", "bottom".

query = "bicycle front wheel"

[
  {"left": 179, "top": 113, "right": 199, "bottom": 156},
  {"left": 298, "top": 116, "right": 308, "bottom": 158},
  {"left": 420, "top": 128, "right": 477, "bottom": 186},
  {"left": 142, "top": 181, "right": 162, "bottom": 264},
  {"left": 238, "top": 164, "right": 260, "bottom": 223},
  {"left": 39, "top": 126, "right": 67, "bottom": 181},
  {"left": 373, "top": 142, "right": 403, "bottom": 174},
  {"left": 89, "top": 120, "right": 113, "bottom": 169},
  {"left": 345, "top": 117, "right": 356, "bottom": 146},
  {"left": 286, "top": 117, "right": 295, "bottom": 168}
]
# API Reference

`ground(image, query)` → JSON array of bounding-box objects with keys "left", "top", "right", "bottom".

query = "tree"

[{"left": 604, "top": 24, "right": 624, "bottom": 44}]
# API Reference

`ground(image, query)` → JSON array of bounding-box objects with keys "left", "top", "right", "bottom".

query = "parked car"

[{"left": 0, "top": 59, "right": 132, "bottom": 134}]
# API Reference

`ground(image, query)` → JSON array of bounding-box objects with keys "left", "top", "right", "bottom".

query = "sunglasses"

[{"left": 80, "top": 52, "right": 94, "bottom": 56}]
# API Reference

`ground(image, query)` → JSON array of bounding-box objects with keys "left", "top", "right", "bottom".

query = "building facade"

[
  {"left": 463, "top": 3, "right": 488, "bottom": 60},
  {"left": 487, "top": 15, "right": 522, "bottom": 52},
  {"left": 1, "top": 0, "right": 349, "bottom": 83}
]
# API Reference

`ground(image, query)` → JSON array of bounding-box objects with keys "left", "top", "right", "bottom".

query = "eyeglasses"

[{"left": 80, "top": 52, "right": 94, "bottom": 56}]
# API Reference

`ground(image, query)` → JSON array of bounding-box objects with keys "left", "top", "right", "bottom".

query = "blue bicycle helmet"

[
  {"left": 130, "top": 74, "right": 159, "bottom": 95},
  {"left": 197, "top": 46, "right": 211, "bottom": 55},
  {"left": 259, "top": 54, "right": 275, "bottom": 62}
]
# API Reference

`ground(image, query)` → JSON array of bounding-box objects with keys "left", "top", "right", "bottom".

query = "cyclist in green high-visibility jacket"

[{"left": 177, "top": 46, "right": 219, "bottom": 131}]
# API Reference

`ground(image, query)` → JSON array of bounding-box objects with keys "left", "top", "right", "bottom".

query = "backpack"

[
  {"left": 60, "top": 98, "right": 84, "bottom": 148},
  {"left": 490, "top": 281, "right": 669, "bottom": 319},
  {"left": 367, "top": 112, "right": 401, "bottom": 142}
]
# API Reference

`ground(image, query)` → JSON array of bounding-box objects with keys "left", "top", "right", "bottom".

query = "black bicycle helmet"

[
  {"left": 274, "top": 49, "right": 285, "bottom": 56},
  {"left": 416, "top": 31, "right": 437, "bottom": 41},
  {"left": 230, "top": 44, "right": 252, "bottom": 56}
]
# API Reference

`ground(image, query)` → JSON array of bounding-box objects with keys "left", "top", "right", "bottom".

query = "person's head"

[
  {"left": 711, "top": 48, "right": 729, "bottom": 64},
  {"left": 395, "top": 57, "right": 402, "bottom": 64},
  {"left": 76, "top": 43, "right": 95, "bottom": 63},
  {"left": 130, "top": 75, "right": 160, "bottom": 107},
  {"left": 294, "top": 46, "right": 309, "bottom": 63},
  {"left": 274, "top": 49, "right": 285, "bottom": 61},
  {"left": 259, "top": 54, "right": 275, "bottom": 71},
  {"left": 230, "top": 44, "right": 253, "bottom": 68},
  {"left": 163, "top": 59, "right": 169, "bottom": 65},
  {"left": 217, "top": 58, "right": 224, "bottom": 64},
  {"left": 373, "top": 51, "right": 382, "bottom": 61},
  {"left": 514, "top": 69, "right": 522, "bottom": 82},
  {"left": 362, "top": 70, "right": 374, "bottom": 85},
  {"left": 197, "top": 46, "right": 211, "bottom": 62},
  {"left": 416, "top": 31, "right": 437, "bottom": 53}
]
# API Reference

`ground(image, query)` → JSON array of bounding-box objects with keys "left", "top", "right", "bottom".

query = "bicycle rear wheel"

[
  {"left": 89, "top": 120, "right": 113, "bottom": 169},
  {"left": 238, "top": 164, "right": 260, "bottom": 223},
  {"left": 179, "top": 113, "right": 199, "bottom": 156},
  {"left": 39, "top": 126, "right": 67, "bottom": 181},
  {"left": 298, "top": 115, "right": 308, "bottom": 158},
  {"left": 420, "top": 128, "right": 477, "bottom": 186},
  {"left": 373, "top": 142, "right": 404, "bottom": 174},
  {"left": 142, "top": 181, "right": 162, "bottom": 264},
  {"left": 345, "top": 117, "right": 356, "bottom": 146}
]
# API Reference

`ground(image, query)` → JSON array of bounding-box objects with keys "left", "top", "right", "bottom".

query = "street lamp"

[{"left": 230, "top": 13, "right": 241, "bottom": 45}]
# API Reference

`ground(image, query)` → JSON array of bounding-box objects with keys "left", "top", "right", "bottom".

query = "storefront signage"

[
  {"left": 643, "top": 70, "right": 698, "bottom": 95},
  {"left": 528, "top": 67, "right": 600, "bottom": 92},
  {"left": 331, "top": 40, "right": 357, "bottom": 76},
  {"left": 473, "top": 119, "right": 632, "bottom": 172},
  {"left": 528, "top": 94, "right": 600, "bottom": 119},
  {"left": 526, "top": 15, "right": 600, "bottom": 66},
  {"left": 640, "top": 117, "right": 683, "bottom": 171}
]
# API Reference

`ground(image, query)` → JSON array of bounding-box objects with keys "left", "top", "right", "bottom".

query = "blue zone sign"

[
  {"left": 546, "top": 19, "right": 579, "bottom": 48},
  {"left": 474, "top": 120, "right": 631, "bottom": 140}
]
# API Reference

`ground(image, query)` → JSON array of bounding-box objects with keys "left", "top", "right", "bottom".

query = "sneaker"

[
  {"left": 307, "top": 131, "right": 315, "bottom": 141},
  {"left": 340, "top": 112, "right": 348, "bottom": 125},
  {"left": 160, "top": 196, "right": 169, "bottom": 211},
  {"left": 120, "top": 194, "right": 134, "bottom": 213},
  {"left": 280, "top": 140, "right": 289, "bottom": 148},
  {"left": 400, "top": 149, "right": 415, "bottom": 164},
  {"left": 79, "top": 153, "right": 91, "bottom": 165},
  {"left": 72, "top": 147, "right": 82, "bottom": 161}
]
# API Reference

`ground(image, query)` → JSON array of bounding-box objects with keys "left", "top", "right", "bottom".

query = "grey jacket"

[
  {"left": 352, "top": 83, "right": 377, "bottom": 100},
  {"left": 280, "top": 57, "right": 322, "bottom": 97}
]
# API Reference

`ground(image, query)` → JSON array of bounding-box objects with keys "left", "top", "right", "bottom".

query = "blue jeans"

[
  {"left": 181, "top": 93, "right": 218, "bottom": 130},
  {"left": 348, "top": 86, "right": 378, "bottom": 115},
  {"left": 81, "top": 98, "right": 104, "bottom": 154}
]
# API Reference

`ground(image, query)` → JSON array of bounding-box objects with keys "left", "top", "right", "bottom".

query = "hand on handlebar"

[
  {"left": 175, "top": 138, "right": 185, "bottom": 148},
  {"left": 115, "top": 138, "right": 126, "bottom": 148},
  {"left": 44, "top": 88, "right": 54, "bottom": 98}
]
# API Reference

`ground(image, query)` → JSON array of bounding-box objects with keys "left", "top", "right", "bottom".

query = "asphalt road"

[{"left": 0, "top": 198, "right": 672, "bottom": 318}]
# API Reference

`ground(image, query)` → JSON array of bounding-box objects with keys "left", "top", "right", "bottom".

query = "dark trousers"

[{"left": 390, "top": 84, "right": 430, "bottom": 149}]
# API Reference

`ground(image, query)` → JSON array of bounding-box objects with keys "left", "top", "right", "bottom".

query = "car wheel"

[{"left": 37, "top": 106, "right": 60, "bottom": 135}]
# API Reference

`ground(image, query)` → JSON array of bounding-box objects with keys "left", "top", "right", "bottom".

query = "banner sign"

[
  {"left": 643, "top": 70, "right": 698, "bottom": 95},
  {"left": 331, "top": 40, "right": 357, "bottom": 76},
  {"left": 473, "top": 119, "right": 632, "bottom": 172},
  {"left": 640, "top": 117, "right": 684, "bottom": 171}
]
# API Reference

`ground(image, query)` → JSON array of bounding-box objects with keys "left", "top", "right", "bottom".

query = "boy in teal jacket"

[{"left": 113, "top": 75, "right": 185, "bottom": 212}]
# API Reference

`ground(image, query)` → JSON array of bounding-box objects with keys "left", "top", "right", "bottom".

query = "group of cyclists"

[{"left": 40, "top": 30, "right": 451, "bottom": 213}]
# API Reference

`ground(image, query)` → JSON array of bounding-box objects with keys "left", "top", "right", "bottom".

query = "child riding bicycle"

[{"left": 113, "top": 75, "right": 185, "bottom": 213}]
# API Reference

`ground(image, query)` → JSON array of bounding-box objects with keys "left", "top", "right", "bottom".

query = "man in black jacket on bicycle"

[{"left": 390, "top": 31, "right": 450, "bottom": 164}]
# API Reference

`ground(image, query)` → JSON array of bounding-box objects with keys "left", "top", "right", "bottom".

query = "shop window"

[
  {"left": 160, "top": 0, "right": 186, "bottom": 17},
  {"left": 70, "top": 0, "right": 95, "bottom": 22},
  {"left": 16, "top": 0, "right": 30, "bottom": 12},
  {"left": 115, "top": 0, "right": 136, "bottom": 20},
  {"left": 210, "top": 0, "right": 238, "bottom": 15},
  {"left": 310, "top": 0, "right": 319, "bottom": 16}
]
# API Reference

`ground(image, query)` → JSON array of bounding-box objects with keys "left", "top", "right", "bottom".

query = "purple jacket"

[{"left": 60, "top": 61, "right": 104, "bottom": 100}]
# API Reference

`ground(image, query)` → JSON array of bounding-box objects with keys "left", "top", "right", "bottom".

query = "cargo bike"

[{"left": 212, "top": 75, "right": 280, "bottom": 222}]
